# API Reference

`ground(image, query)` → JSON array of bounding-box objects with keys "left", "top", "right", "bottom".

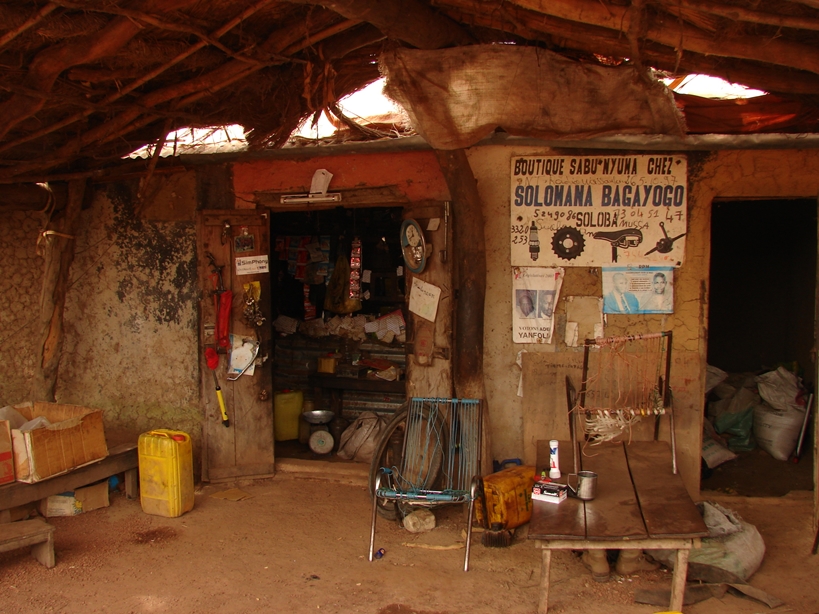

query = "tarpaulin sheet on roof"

[
  {"left": 675, "top": 93, "right": 819, "bottom": 134},
  {"left": 382, "top": 45, "right": 684, "bottom": 150}
]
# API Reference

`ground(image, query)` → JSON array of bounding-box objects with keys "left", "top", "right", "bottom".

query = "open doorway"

[
  {"left": 705, "top": 198, "right": 816, "bottom": 495},
  {"left": 268, "top": 206, "right": 407, "bottom": 461}
]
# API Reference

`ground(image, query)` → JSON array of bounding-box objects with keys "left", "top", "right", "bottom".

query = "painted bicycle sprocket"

[{"left": 551, "top": 226, "right": 585, "bottom": 260}]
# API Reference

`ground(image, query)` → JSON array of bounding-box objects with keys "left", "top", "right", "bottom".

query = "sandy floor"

[{"left": 0, "top": 476, "right": 817, "bottom": 614}]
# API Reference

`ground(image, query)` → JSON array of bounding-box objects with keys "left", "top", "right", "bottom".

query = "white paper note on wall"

[{"left": 408, "top": 278, "right": 441, "bottom": 322}]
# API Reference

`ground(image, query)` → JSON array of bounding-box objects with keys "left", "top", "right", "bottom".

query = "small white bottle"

[{"left": 549, "top": 439, "right": 561, "bottom": 479}]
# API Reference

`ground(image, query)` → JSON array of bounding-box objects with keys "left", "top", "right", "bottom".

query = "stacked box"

[
  {"left": 532, "top": 480, "right": 567, "bottom": 504},
  {"left": 0, "top": 421, "right": 13, "bottom": 485},
  {"left": 11, "top": 402, "right": 108, "bottom": 483}
]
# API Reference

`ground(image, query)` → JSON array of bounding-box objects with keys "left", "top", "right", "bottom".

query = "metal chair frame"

[{"left": 368, "top": 397, "right": 483, "bottom": 571}]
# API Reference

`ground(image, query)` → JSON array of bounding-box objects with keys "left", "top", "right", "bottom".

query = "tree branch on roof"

[
  {"left": 289, "top": 0, "right": 475, "bottom": 49},
  {"left": 437, "top": 0, "right": 819, "bottom": 97},
  {"left": 654, "top": 0, "right": 819, "bottom": 33},
  {"left": 0, "top": 16, "right": 369, "bottom": 178},
  {"left": 0, "top": 0, "right": 279, "bottom": 159},
  {"left": 507, "top": 0, "right": 819, "bottom": 76},
  {"left": 49, "top": 0, "right": 274, "bottom": 66},
  {"left": 0, "top": 3, "right": 60, "bottom": 51},
  {"left": 0, "top": 0, "right": 199, "bottom": 142}
]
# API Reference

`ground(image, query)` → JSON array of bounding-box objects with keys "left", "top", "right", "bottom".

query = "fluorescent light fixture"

[
  {"left": 280, "top": 192, "right": 342, "bottom": 205},
  {"left": 280, "top": 169, "right": 341, "bottom": 204}
]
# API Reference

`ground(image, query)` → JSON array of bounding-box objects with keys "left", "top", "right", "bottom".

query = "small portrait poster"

[
  {"left": 512, "top": 267, "right": 564, "bottom": 343},
  {"left": 602, "top": 266, "right": 674, "bottom": 314}
]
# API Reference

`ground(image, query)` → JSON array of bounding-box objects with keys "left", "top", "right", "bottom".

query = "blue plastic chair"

[{"left": 368, "top": 397, "right": 483, "bottom": 571}]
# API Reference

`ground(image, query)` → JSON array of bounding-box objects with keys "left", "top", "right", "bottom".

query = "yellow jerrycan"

[{"left": 138, "top": 429, "right": 194, "bottom": 518}]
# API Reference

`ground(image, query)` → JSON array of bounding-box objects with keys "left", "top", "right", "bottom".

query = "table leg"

[
  {"left": 538, "top": 548, "right": 552, "bottom": 614},
  {"left": 670, "top": 547, "right": 690, "bottom": 612}
]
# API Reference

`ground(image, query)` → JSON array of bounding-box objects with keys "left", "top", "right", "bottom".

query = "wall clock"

[{"left": 400, "top": 219, "right": 427, "bottom": 274}]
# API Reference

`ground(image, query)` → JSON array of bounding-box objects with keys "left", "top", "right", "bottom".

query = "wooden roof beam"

[
  {"left": 0, "top": 0, "right": 279, "bottom": 158},
  {"left": 0, "top": 0, "right": 200, "bottom": 142},
  {"left": 0, "top": 17, "right": 372, "bottom": 178},
  {"left": 653, "top": 0, "right": 819, "bottom": 33},
  {"left": 0, "top": 3, "right": 60, "bottom": 51},
  {"left": 507, "top": 0, "right": 819, "bottom": 75},
  {"left": 436, "top": 0, "right": 819, "bottom": 97},
  {"left": 288, "top": 0, "right": 475, "bottom": 49}
]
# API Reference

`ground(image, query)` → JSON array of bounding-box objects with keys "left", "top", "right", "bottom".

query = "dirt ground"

[{"left": 1, "top": 475, "right": 818, "bottom": 614}]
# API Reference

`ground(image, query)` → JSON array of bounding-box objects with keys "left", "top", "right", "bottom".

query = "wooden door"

[{"left": 198, "top": 210, "right": 274, "bottom": 481}]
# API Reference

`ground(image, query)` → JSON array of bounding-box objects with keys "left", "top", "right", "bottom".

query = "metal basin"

[{"left": 302, "top": 409, "right": 334, "bottom": 424}]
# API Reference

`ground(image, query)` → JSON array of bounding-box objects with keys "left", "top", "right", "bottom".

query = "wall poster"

[
  {"left": 512, "top": 267, "right": 564, "bottom": 343},
  {"left": 510, "top": 155, "right": 687, "bottom": 268},
  {"left": 601, "top": 266, "right": 674, "bottom": 314}
]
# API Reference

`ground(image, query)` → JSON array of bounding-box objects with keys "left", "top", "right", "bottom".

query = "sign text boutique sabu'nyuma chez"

[{"left": 510, "top": 155, "right": 687, "bottom": 268}]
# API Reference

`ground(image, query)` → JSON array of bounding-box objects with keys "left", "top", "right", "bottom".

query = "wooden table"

[
  {"left": 0, "top": 442, "right": 139, "bottom": 513},
  {"left": 528, "top": 440, "right": 708, "bottom": 613}
]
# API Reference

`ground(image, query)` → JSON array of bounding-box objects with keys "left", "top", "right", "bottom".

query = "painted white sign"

[
  {"left": 408, "top": 278, "right": 441, "bottom": 322},
  {"left": 235, "top": 254, "right": 269, "bottom": 276},
  {"left": 510, "top": 155, "right": 687, "bottom": 267},
  {"left": 512, "top": 267, "right": 564, "bottom": 344}
]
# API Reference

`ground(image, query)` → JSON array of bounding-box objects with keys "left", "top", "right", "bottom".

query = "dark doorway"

[{"left": 704, "top": 198, "right": 815, "bottom": 495}]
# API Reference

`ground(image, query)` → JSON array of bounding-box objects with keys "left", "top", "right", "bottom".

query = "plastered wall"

[
  {"left": 55, "top": 179, "right": 201, "bottom": 450},
  {"left": 0, "top": 211, "right": 45, "bottom": 405},
  {"left": 3, "top": 146, "right": 817, "bottom": 495},
  {"left": 0, "top": 177, "right": 202, "bottom": 463},
  {"left": 469, "top": 145, "right": 819, "bottom": 497}
]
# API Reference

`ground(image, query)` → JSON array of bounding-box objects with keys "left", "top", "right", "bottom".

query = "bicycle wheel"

[
  {"left": 368, "top": 407, "right": 407, "bottom": 521},
  {"left": 368, "top": 402, "right": 447, "bottom": 520}
]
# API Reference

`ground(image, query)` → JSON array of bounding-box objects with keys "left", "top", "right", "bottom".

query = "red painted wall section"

[{"left": 233, "top": 150, "right": 451, "bottom": 204}]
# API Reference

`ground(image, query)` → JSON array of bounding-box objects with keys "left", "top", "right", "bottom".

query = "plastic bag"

[
  {"left": 0, "top": 405, "right": 28, "bottom": 429},
  {"left": 705, "top": 364, "right": 728, "bottom": 395},
  {"left": 336, "top": 411, "right": 385, "bottom": 463},
  {"left": 753, "top": 401, "right": 805, "bottom": 461},
  {"left": 710, "top": 385, "right": 758, "bottom": 452},
  {"left": 324, "top": 254, "right": 362, "bottom": 314},
  {"left": 652, "top": 501, "right": 765, "bottom": 583},
  {"left": 702, "top": 420, "right": 737, "bottom": 468},
  {"left": 755, "top": 366, "right": 803, "bottom": 412}
]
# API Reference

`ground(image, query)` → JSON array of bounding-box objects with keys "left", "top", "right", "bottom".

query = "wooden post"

[
  {"left": 434, "top": 149, "right": 492, "bottom": 475},
  {"left": 30, "top": 179, "right": 85, "bottom": 402}
]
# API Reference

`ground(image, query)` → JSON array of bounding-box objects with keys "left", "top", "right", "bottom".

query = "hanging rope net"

[{"left": 575, "top": 332, "right": 671, "bottom": 445}]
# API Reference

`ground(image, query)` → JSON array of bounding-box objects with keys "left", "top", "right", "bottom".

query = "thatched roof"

[{"left": 2, "top": 0, "right": 819, "bottom": 182}]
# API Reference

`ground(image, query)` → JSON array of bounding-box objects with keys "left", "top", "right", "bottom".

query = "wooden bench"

[
  {"left": 0, "top": 518, "right": 55, "bottom": 568},
  {"left": 0, "top": 442, "right": 139, "bottom": 513},
  {"left": 528, "top": 440, "right": 708, "bottom": 613}
]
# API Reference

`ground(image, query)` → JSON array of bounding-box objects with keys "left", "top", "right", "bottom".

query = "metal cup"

[{"left": 567, "top": 470, "right": 598, "bottom": 501}]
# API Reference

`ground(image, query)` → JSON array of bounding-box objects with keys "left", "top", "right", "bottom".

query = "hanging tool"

[
  {"left": 205, "top": 347, "right": 230, "bottom": 427},
  {"left": 645, "top": 221, "right": 686, "bottom": 256},
  {"left": 206, "top": 251, "right": 233, "bottom": 349}
]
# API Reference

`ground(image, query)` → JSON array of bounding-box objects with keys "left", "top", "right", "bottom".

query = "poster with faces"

[{"left": 512, "top": 267, "right": 564, "bottom": 344}]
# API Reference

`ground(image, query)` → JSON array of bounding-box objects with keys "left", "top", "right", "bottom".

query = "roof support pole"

[
  {"left": 30, "top": 179, "right": 85, "bottom": 402},
  {"left": 435, "top": 149, "right": 492, "bottom": 476}
]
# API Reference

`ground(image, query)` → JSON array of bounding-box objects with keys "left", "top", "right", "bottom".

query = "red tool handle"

[{"left": 217, "top": 290, "right": 233, "bottom": 348}]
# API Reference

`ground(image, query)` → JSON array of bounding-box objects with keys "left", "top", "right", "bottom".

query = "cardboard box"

[
  {"left": 39, "top": 482, "right": 109, "bottom": 517},
  {"left": 41, "top": 493, "right": 82, "bottom": 517},
  {"left": 532, "top": 481, "right": 567, "bottom": 504},
  {"left": 0, "top": 420, "right": 13, "bottom": 485},
  {"left": 74, "top": 481, "right": 110, "bottom": 513},
  {"left": 11, "top": 402, "right": 108, "bottom": 483}
]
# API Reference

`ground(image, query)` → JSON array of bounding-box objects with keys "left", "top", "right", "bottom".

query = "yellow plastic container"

[
  {"left": 475, "top": 464, "right": 536, "bottom": 530},
  {"left": 274, "top": 390, "right": 303, "bottom": 441},
  {"left": 138, "top": 429, "right": 194, "bottom": 518}
]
